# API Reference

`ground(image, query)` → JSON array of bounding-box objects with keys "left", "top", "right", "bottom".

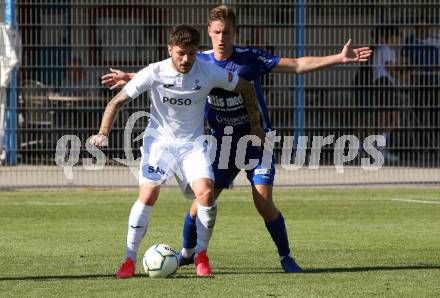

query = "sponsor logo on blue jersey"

[
  {"left": 200, "top": 46, "right": 280, "bottom": 135},
  {"left": 225, "top": 94, "right": 243, "bottom": 107},
  {"left": 235, "top": 48, "right": 250, "bottom": 53},
  {"left": 207, "top": 94, "right": 244, "bottom": 108},
  {"left": 207, "top": 95, "right": 225, "bottom": 107},
  {"left": 215, "top": 114, "right": 248, "bottom": 126},
  {"left": 254, "top": 168, "right": 272, "bottom": 175},
  {"left": 257, "top": 56, "right": 272, "bottom": 64}
]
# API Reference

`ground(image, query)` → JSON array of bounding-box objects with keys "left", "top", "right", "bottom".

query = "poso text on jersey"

[{"left": 162, "top": 96, "right": 192, "bottom": 106}]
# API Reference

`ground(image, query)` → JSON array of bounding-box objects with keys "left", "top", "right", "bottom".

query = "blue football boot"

[
  {"left": 280, "top": 255, "right": 303, "bottom": 273},
  {"left": 178, "top": 251, "right": 195, "bottom": 267}
]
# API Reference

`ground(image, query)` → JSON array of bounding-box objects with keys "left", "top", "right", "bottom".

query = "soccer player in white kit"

[{"left": 89, "top": 25, "right": 263, "bottom": 278}]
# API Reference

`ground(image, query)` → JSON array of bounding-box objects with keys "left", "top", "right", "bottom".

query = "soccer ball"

[{"left": 142, "top": 244, "right": 179, "bottom": 278}]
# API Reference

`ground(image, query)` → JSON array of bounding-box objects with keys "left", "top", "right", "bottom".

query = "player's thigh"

[
  {"left": 211, "top": 135, "right": 241, "bottom": 189},
  {"left": 213, "top": 166, "right": 240, "bottom": 189},
  {"left": 252, "top": 184, "right": 278, "bottom": 221},
  {"left": 252, "top": 184, "right": 273, "bottom": 203},
  {"left": 179, "top": 142, "right": 215, "bottom": 190}
]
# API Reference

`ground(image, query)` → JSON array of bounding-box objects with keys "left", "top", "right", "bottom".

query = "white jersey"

[{"left": 124, "top": 58, "right": 239, "bottom": 141}]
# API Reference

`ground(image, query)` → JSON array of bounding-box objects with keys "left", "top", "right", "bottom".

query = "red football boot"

[
  {"left": 194, "top": 250, "right": 212, "bottom": 277},
  {"left": 116, "top": 257, "right": 135, "bottom": 279}
]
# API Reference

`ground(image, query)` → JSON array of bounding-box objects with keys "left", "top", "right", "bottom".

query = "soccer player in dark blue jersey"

[{"left": 102, "top": 5, "right": 371, "bottom": 273}]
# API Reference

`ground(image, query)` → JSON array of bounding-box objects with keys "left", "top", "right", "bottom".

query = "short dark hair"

[
  {"left": 168, "top": 25, "right": 200, "bottom": 47},
  {"left": 208, "top": 5, "right": 237, "bottom": 29}
]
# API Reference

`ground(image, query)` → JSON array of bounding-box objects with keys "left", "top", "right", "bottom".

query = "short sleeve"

[
  {"left": 207, "top": 64, "right": 239, "bottom": 92},
  {"left": 250, "top": 48, "right": 280, "bottom": 75},
  {"left": 123, "top": 66, "right": 153, "bottom": 99}
]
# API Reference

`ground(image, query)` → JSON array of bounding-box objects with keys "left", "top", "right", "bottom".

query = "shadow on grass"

[
  {"left": 215, "top": 264, "right": 440, "bottom": 275},
  {"left": 0, "top": 274, "right": 129, "bottom": 281},
  {"left": 306, "top": 265, "right": 440, "bottom": 274},
  {"left": 0, "top": 273, "right": 203, "bottom": 281},
  {"left": 1, "top": 265, "right": 439, "bottom": 281}
]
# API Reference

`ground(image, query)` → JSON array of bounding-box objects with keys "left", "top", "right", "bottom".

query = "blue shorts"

[{"left": 211, "top": 136, "right": 275, "bottom": 189}]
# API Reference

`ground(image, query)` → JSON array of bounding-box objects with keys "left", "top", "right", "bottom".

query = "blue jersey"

[{"left": 197, "top": 46, "right": 280, "bottom": 137}]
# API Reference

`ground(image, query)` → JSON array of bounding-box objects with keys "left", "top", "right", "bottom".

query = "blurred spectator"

[
  {"left": 371, "top": 26, "right": 406, "bottom": 163},
  {"left": 402, "top": 17, "right": 439, "bottom": 70},
  {"left": 54, "top": 58, "right": 101, "bottom": 140},
  {"left": 402, "top": 17, "right": 439, "bottom": 152},
  {"left": 58, "top": 57, "right": 99, "bottom": 96}
]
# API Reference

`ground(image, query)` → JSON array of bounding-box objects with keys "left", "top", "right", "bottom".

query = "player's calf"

[{"left": 179, "top": 211, "right": 197, "bottom": 267}]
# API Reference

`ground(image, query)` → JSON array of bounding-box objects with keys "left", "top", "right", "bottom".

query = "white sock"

[
  {"left": 125, "top": 200, "right": 153, "bottom": 262},
  {"left": 181, "top": 247, "right": 195, "bottom": 258},
  {"left": 195, "top": 203, "right": 217, "bottom": 254}
]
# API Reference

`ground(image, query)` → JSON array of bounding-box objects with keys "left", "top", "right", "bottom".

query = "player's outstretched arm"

[
  {"left": 273, "top": 39, "right": 372, "bottom": 74},
  {"left": 101, "top": 68, "right": 136, "bottom": 90},
  {"left": 233, "top": 78, "right": 265, "bottom": 143},
  {"left": 90, "top": 89, "right": 132, "bottom": 147}
]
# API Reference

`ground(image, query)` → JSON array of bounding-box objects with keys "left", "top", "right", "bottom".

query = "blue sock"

[
  {"left": 182, "top": 211, "right": 197, "bottom": 249},
  {"left": 265, "top": 212, "right": 291, "bottom": 257}
]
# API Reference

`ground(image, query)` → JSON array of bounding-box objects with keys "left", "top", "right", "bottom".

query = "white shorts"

[{"left": 138, "top": 136, "right": 214, "bottom": 198}]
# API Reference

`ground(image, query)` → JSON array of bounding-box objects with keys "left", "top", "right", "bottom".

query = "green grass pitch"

[{"left": 1, "top": 188, "right": 440, "bottom": 297}]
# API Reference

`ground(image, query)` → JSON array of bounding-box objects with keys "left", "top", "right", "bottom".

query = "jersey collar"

[{"left": 209, "top": 46, "right": 235, "bottom": 64}]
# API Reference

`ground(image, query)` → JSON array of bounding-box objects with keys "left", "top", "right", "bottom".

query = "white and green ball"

[{"left": 142, "top": 244, "right": 179, "bottom": 278}]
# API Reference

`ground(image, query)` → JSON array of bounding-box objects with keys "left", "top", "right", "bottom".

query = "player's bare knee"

[
  {"left": 192, "top": 178, "right": 214, "bottom": 206},
  {"left": 138, "top": 195, "right": 157, "bottom": 206},
  {"left": 255, "top": 200, "right": 272, "bottom": 214},
  {"left": 194, "top": 187, "right": 214, "bottom": 206},
  {"left": 253, "top": 195, "right": 278, "bottom": 221},
  {"left": 138, "top": 184, "right": 160, "bottom": 206}
]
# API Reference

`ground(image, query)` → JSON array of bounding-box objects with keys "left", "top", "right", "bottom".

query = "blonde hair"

[{"left": 208, "top": 5, "right": 237, "bottom": 29}]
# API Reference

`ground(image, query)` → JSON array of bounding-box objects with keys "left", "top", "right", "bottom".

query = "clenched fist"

[{"left": 89, "top": 134, "right": 109, "bottom": 148}]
